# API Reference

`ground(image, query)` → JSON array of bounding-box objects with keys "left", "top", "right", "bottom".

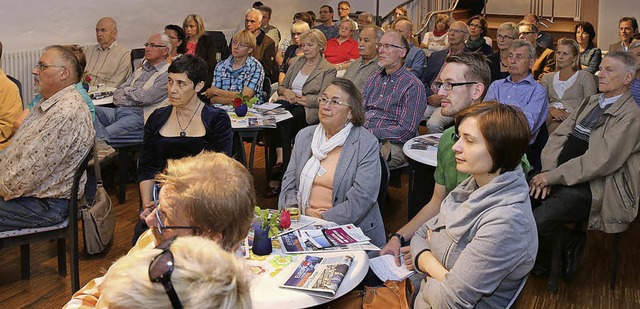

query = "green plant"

[
  {"left": 234, "top": 93, "right": 259, "bottom": 108},
  {"left": 254, "top": 207, "right": 281, "bottom": 238}
]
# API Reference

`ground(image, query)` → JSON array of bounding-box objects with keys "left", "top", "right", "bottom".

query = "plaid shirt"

[
  {"left": 213, "top": 55, "right": 265, "bottom": 103},
  {"left": 363, "top": 67, "right": 427, "bottom": 144}
]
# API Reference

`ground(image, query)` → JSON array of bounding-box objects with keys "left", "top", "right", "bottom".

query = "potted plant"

[
  {"left": 81, "top": 74, "right": 92, "bottom": 92},
  {"left": 232, "top": 93, "right": 258, "bottom": 117},
  {"left": 252, "top": 207, "right": 291, "bottom": 256}
]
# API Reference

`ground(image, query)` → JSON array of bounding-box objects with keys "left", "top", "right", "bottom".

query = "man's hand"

[
  {"left": 530, "top": 172, "right": 551, "bottom": 199},
  {"left": 380, "top": 236, "right": 402, "bottom": 266},
  {"left": 427, "top": 94, "right": 443, "bottom": 107},
  {"left": 202, "top": 87, "right": 219, "bottom": 99}
]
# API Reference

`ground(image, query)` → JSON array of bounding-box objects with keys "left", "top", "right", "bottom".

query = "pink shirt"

[
  {"left": 324, "top": 38, "right": 359, "bottom": 64},
  {"left": 185, "top": 41, "right": 197, "bottom": 55}
]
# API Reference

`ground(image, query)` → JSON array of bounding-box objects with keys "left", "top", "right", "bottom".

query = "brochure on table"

[
  {"left": 279, "top": 223, "right": 380, "bottom": 253},
  {"left": 281, "top": 254, "right": 355, "bottom": 298},
  {"left": 215, "top": 103, "right": 293, "bottom": 128}
]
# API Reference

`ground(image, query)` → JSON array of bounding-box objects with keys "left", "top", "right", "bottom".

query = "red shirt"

[{"left": 324, "top": 37, "right": 359, "bottom": 64}]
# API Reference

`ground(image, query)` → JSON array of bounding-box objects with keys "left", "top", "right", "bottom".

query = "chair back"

[
  {"left": 130, "top": 48, "right": 146, "bottom": 71},
  {"left": 378, "top": 155, "right": 390, "bottom": 214},
  {"left": 506, "top": 275, "right": 528, "bottom": 309},
  {"left": 7, "top": 74, "right": 24, "bottom": 105}
]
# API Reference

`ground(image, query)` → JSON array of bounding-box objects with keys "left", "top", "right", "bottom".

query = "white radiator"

[{"left": 1, "top": 48, "right": 42, "bottom": 106}]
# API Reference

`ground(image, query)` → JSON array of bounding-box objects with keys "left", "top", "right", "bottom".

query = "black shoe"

[
  {"left": 531, "top": 261, "right": 550, "bottom": 277},
  {"left": 563, "top": 231, "right": 586, "bottom": 278}
]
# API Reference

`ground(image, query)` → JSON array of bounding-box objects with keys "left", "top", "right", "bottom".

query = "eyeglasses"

[
  {"left": 144, "top": 43, "right": 167, "bottom": 48},
  {"left": 149, "top": 236, "right": 182, "bottom": 309},
  {"left": 376, "top": 43, "right": 404, "bottom": 50},
  {"left": 317, "top": 97, "right": 351, "bottom": 109},
  {"left": 231, "top": 40, "right": 250, "bottom": 48},
  {"left": 34, "top": 63, "right": 66, "bottom": 72},
  {"left": 469, "top": 23, "right": 482, "bottom": 29},
  {"left": 497, "top": 34, "right": 514, "bottom": 40},
  {"left": 448, "top": 29, "right": 469, "bottom": 35},
  {"left": 431, "top": 81, "right": 478, "bottom": 92},
  {"left": 153, "top": 187, "right": 199, "bottom": 236}
]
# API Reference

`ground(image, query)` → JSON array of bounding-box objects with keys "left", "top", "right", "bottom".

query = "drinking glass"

[{"left": 283, "top": 190, "right": 301, "bottom": 222}]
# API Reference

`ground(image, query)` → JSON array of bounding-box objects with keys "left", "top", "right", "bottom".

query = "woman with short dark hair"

[
  {"left": 466, "top": 15, "right": 493, "bottom": 56},
  {"left": 410, "top": 101, "right": 537, "bottom": 308},
  {"left": 575, "top": 21, "right": 602, "bottom": 74}
]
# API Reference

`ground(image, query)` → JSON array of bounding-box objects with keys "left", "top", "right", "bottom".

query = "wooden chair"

[{"left": 0, "top": 147, "right": 93, "bottom": 294}]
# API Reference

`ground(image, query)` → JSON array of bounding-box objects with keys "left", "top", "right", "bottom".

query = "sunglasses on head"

[{"left": 149, "top": 236, "right": 182, "bottom": 309}]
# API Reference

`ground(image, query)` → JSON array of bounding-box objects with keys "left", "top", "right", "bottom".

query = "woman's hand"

[
  {"left": 549, "top": 107, "right": 570, "bottom": 121},
  {"left": 305, "top": 207, "right": 323, "bottom": 218},
  {"left": 401, "top": 246, "right": 413, "bottom": 270},
  {"left": 295, "top": 95, "right": 307, "bottom": 106},
  {"left": 282, "top": 89, "right": 297, "bottom": 102},
  {"left": 139, "top": 201, "right": 156, "bottom": 221}
]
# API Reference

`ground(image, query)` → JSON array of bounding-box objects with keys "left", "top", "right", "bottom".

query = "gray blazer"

[
  {"left": 278, "top": 125, "right": 386, "bottom": 248},
  {"left": 281, "top": 57, "right": 337, "bottom": 124}
]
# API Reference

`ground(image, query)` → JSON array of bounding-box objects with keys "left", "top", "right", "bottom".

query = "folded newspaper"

[
  {"left": 279, "top": 223, "right": 380, "bottom": 253},
  {"left": 410, "top": 135, "right": 441, "bottom": 150},
  {"left": 281, "top": 254, "right": 354, "bottom": 298}
]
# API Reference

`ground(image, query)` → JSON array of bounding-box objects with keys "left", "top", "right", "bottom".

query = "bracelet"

[{"left": 391, "top": 232, "right": 405, "bottom": 245}]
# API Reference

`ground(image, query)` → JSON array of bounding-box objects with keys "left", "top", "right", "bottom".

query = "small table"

[
  {"left": 246, "top": 217, "right": 370, "bottom": 308},
  {"left": 403, "top": 133, "right": 441, "bottom": 220},
  {"left": 89, "top": 86, "right": 116, "bottom": 106}
]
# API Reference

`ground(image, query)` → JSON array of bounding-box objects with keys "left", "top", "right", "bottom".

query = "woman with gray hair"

[{"left": 278, "top": 78, "right": 385, "bottom": 248}]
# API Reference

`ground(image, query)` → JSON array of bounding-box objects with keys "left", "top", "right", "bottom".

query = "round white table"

[
  {"left": 246, "top": 217, "right": 370, "bottom": 308},
  {"left": 402, "top": 133, "right": 442, "bottom": 167},
  {"left": 402, "top": 133, "right": 442, "bottom": 219}
]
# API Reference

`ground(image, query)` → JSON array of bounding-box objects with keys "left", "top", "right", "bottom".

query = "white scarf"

[{"left": 298, "top": 123, "right": 354, "bottom": 214}]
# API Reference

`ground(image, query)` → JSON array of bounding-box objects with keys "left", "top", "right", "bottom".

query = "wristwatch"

[{"left": 391, "top": 232, "right": 405, "bottom": 245}]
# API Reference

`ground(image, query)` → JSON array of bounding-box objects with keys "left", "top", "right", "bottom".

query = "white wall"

[
  {"left": 598, "top": 0, "right": 640, "bottom": 49},
  {"left": 486, "top": 0, "right": 579, "bottom": 18},
  {"left": 0, "top": 0, "right": 324, "bottom": 53}
]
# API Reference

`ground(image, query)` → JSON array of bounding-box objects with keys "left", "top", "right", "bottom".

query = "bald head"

[{"left": 96, "top": 17, "right": 118, "bottom": 49}]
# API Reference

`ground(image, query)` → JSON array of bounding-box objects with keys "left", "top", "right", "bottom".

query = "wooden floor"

[{"left": 0, "top": 144, "right": 639, "bottom": 308}]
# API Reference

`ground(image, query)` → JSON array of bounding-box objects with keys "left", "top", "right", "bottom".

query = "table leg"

[{"left": 407, "top": 159, "right": 435, "bottom": 221}]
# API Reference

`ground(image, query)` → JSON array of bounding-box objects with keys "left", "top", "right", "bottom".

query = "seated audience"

[
  {"left": 342, "top": 25, "right": 383, "bottom": 90},
  {"left": 138, "top": 55, "right": 233, "bottom": 227},
  {"left": 94, "top": 33, "right": 170, "bottom": 148},
  {"left": 164, "top": 24, "right": 186, "bottom": 62},
  {"left": 279, "top": 78, "right": 385, "bottom": 248},
  {"left": 204, "top": 30, "right": 265, "bottom": 105},
  {"left": 394, "top": 17, "right": 427, "bottom": 79},
  {"left": 182, "top": 14, "right": 221, "bottom": 84},
  {"left": 485, "top": 39, "right": 548, "bottom": 145},
  {"left": 258, "top": 5, "right": 281, "bottom": 47},
  {"left": 466, "top": 15, "right": 493, "bottom": 56},
  {"left": 410, "top": 101, "right": 536, "bottom": 308},
  {"left": 0, "top": 45, "right": 94, "bottom": 231},
  {"left": 0, "top": 41, "right": 23, "bottom": 151},
  {"left": 629, "top": 38, "right": 640, "bottom": 105},
  {"left": 244, "top": 8, "right": 278, "bottom": 83},
  {"left": 523, "top": 13, "right": 554, "bottom": 49},
  {"left": 488, "top": 22, "right": 518, "bottom": 82},
  {"left": 530, "top": 51, "right": 640, "bottom": 277},
  {"left": 575, "top": 21, "right": 602, "bottom": 74},
  {"left": 279, "top": 21, "right": 311, "bottom": 84},
  {"left": 324, "top": 19, "right": 359, "bottom": 70},
  {"left": 276, "top": 12, "right": 314, "bottom": 71},
  {"left": 519, "top": 22, "right": 555, "bottom": 80},
  {"left": 420, "top": 14, "right": 450, "bottom": 56},
  {"left": 66, "top": 151, "right": 256, "bottom": 308},
  {"left": 540, "top": 38, "right": 597, "bottom": 133},
  {"left": 609, "top": 17, "right": 638, "bottom": 52},
  {"left": 85, "top": 17, "right": 131, "bottom": 88},
  {"left": 422, "top": 21, "right": 470, "bottom": 133},
  {"left": 266, "top": 29, "right": 336, "bottom": 196},
  {"left": 315, "top": 5, "right": 339, "bottom": 40},
  {"left": 102, "top": 236, "right": 250, "bottom": 309},
  {"left": 363, "top": 31, "right": 426, "bottom": 169}
]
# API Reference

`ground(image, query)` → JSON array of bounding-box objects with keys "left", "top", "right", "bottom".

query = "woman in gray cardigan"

[
  {"left": 540, "top": 38, "right": 597, "bottom": 133},
  {"left": 410, "top": 102, "right": 537, "bottom": 308},
  {"left": 278, "top": 78, "right": 385, "bottom": 248}
]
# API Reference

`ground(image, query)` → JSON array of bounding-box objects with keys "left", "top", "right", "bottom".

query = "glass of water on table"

[{"left": 283, "top": 190, "right": 301, "bottom": 222}]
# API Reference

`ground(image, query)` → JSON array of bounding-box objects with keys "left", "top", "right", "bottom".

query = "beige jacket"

[
  {"left": 281, "top": 57, "right": 336, "bottom": 124},
  {"left": 542, "top": 91, "right": 640, "bottom": 233}
]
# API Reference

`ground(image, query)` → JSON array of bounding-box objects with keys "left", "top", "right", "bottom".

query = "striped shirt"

[
  {"left": 213, "top": 55, "right": 265, "bottom": 103},
  {"left": 363, "top": 67, "right": 427, "bottom": 144}
]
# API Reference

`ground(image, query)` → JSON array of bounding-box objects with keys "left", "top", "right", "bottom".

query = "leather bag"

[
  {"left": 81, "top": 146, "right": 115, "bottom": 254},
  {"left": 322, "top": 279, "right": 415, "bottom": 309}
]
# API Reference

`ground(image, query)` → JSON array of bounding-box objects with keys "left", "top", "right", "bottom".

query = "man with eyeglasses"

[
  {"left": 484, "top": 39, "right": 548, "bottom": 171},
  {"left": 421, "top": 21, "right": 470, "bottom": 133},
  {"left": 0, "top": 45, "right": 94, "bottom": 232},
  {"left": 338, "top": 1, "right": 351, "bottom": 21},
  {"left": 315, "top": 5, "right": 339, "bottom": 40},
  {"left": 517, "top": 21, "right": 555, "bottom": 81},
  {"left": 93, "top": 33, "right": 171, "bottom": 150},
  {"left": 362, "top": 31, "right": 426, "bottom": 169},
  {"left": 85, "top": 17, "right": 131, "bottom": 88},
  {"left": 343, "top": 25, "right": 383, "bottom": 90},
  {"left": 66, "top": 151, "right": 255, "bottom": 308},
  {"left": 523, "top": 14, "right": 553, "bottom": 50},
  {"left": 244, "top": 8, "right": 278, "bottom": 84}
]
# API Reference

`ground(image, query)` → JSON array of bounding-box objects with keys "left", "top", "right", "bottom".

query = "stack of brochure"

[
  {"left": 279, "top": 224, "right": 380, "bottom": 253},
  {"left": 281, "top": 255, "right": 354, "bottom": 298}
]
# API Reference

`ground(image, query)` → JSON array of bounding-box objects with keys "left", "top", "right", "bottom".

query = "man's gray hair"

[
  {"left": 361, "top": 25, "right": 385, "bottom": 42},
  {"left": 510, "top": 39, "right": 537, "bottom": 59},
  {"left": 246, "top": 8, "right": 263, "bottom": 22},
  {"left": 359, "top": 12, "right": 373, "bottom": 23},
  {"left": 159, "top": 33, "right": 172, "bottom": 55},
  {"left": 43, "top": 45, "right": 81, "bottom": 82},
  {"left": 607, "top": 50, "right": 638, "bottom": 75}
]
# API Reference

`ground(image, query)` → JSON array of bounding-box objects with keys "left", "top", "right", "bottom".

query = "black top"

[
  {"left": 137, "top": 103, "right": 233, "bottom": 182},
  {"left": 487, "top": 53, "right": 510, "bottom": 83},
  {"left": 280, "top": 44, "right": 299, "bottom": 74}
]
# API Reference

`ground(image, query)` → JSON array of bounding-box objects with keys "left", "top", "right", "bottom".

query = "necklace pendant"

[{"left": 180, "top": 131, "right": 186, "bottom": 137}]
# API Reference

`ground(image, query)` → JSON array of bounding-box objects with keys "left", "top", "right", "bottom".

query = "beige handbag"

[{"left": 81, "top": 146, "right": 115, "bottom": 254}]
